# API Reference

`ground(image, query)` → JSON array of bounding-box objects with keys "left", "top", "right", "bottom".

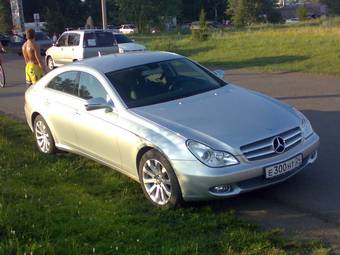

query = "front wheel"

[
  {"left": 0, "top": 64, "right": 5, "bottom": 88},
  {"left": 139, "top": 149, "right": 182, "bottom": 208},
  {"left": 47, "top": 56, "right": 54, "bottom": 71},
  {"left": 34, "top": 115, "right": 56, "bottom": 154}
]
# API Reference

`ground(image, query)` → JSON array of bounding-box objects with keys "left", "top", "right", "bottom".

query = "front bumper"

[{"left": 172, "top": 133, "right": 320, "bottom": 201}]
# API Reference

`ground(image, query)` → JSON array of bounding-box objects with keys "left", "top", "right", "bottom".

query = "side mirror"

[
  {"left": 85, "top": 97, "right": 114, "bottom": 112},
  {"left": 212, "top": 69, "right": 225, "bottom": 80}
]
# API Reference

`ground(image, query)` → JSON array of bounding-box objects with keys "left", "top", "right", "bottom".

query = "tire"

[
  {"left": 47, "top": 56, "right": 54, "bottom": 71},
  {"left": 139, "top": 149, "right": 182, "bottom": 208},
  {"left": 33, "top": 115, "right": 56, "bottom": 154},
  {"left": 0, "top": 64, "right": 5, "bottom": 88}
]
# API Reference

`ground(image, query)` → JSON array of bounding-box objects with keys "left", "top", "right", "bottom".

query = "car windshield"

[
  {"left": 105, "top": 58, "right": 226, "bottom": 108},
  {"left": 115, "top": 34, "right": 132, "bottom": 44}
]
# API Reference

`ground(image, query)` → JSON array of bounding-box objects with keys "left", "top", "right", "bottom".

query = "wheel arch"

[{"left": 31, "top": 111, "right": 59, "bottom": 144}]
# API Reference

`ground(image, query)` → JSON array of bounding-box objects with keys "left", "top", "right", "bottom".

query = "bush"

[
  {"left": 192, "top": 8, "right": 209, "bottom": 41},
  {"left": 297, "top": 6, "right": 308, "bottom": 21},
  {"left": 192, "top": 28, "right": 209, "bottom": 41}
]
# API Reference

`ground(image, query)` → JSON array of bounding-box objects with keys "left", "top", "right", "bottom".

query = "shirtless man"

[{"left": 22, "top": 29, "right": 46, "bottom": 85}]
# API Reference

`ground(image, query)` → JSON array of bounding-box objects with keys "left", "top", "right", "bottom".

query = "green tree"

[
  {"left": 296, "top": 6, "right": 308, "bottom": 21},
  {"left": 0, "top": 0, "right": 11, "bottom": 33},
  {"left": 319, "top": 0, "right": 340, "bottom": 15},
  {"left": 227, "top": 0, "right": 279, "bottom": 27}
]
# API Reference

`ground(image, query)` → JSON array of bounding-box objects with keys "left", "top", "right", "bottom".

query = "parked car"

[
  {"left": 119, "top": 24, "right": 138, "bottom": 34},
  {"left": 10, "top": 32, "right": 53, "bottom": 56},
  {"left": 45, "top": 30, "right": 119, "bottom": 70},
  {"left": 113, "top": 33, "right": 145, "bottom": 53},
  {"left": 190, "top": 21, "right": 222, "bottom": 30},
  {"left": 0, "top": 34, "right": 10, "bottom": 47},
  {"left": 24, "top": 52, "right": 319, "bottom": 208}
]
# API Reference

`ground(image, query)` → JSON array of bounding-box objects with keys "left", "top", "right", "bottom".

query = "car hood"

[
  {"left": 118, "top": 42, "right": 145, "bottom": 51},
  {"left": 130, "top": 85, "right": 300, "bottom": 150}
]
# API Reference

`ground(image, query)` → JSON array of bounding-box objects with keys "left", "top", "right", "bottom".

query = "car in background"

[
  {"left": 190, "top": 21, "right": 223, "bottom": 30},
  {"left": 0, "top": 34, "right": 10, "bottom": 46},
  {"left": 45, "top": 30, "right": 119, "bottom": 70},
  {"left": 10, "top": 32, "right": 53, "bottom": 56},
  {"left": 113, "top": 33, "right": 145, "bottom": 53},
  {"left": 24, "top": 51, "right": 319, "bottom": 207},
  {"left": 119, "top": 24, "right": 138, "bottom": 34}
]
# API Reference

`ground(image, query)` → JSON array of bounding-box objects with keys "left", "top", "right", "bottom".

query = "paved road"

[{"left": 1, "top": 54, "right": 340, "bottom": 252}]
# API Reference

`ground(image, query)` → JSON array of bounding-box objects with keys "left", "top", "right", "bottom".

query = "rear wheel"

[
  {"left": 34, "top": 115, "right": 56, "bottom": 154},
  {"left": 47, "top": 56, "right": 54, "bottom": 71},
  {"left": 139, "top": 149, "right": 182, "bottom": 208},
  {"left": 0, "top": 64, "right": 5, "bottom": 88}
]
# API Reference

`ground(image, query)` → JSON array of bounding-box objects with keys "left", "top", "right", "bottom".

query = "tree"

[
  {"left": 227, "top": 0, "right": 280, "bottom": 27},
  {"left": 319, "top": 0, "right": 340, "bottom": 15},
  {"left": 296, "top": 6, "right": 308, "bottom": 20},
  {"left": 0, "top": 0, "right": 11, "bottom": 33}
]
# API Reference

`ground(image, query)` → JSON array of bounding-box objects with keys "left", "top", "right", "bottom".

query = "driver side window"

[
  {"left": 57, "top": 34, "right": 68, "bottom": 47},
  {"left": 78, "top": 72, "right": 110, "bottom": 103}
]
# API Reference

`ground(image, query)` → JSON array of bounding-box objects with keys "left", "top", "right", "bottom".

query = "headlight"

[
  {"left": 293, "top": 108, "right": 313, "bottom": 138},
  {"left": 186, "top": 140, "right": 239, "bottom": 168},
  {"left": 119, "top": 48, "right": 125, "bottom": 53}
]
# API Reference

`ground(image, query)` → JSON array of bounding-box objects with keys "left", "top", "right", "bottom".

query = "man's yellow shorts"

[{"left": 26, "top": 63, "right": 43, "bottom": 85}]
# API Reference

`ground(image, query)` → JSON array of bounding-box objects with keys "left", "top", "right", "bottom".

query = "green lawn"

[
  {"left": 0, "top": 116, "right": 330, "bottom": 254},
  {"left": 135, "top": 20, "right": 340, "bottom": 76}
]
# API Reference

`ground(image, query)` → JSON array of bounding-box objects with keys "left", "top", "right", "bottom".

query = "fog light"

[{"left": 211, "top": 185, "right": 233, "bottom": 193}]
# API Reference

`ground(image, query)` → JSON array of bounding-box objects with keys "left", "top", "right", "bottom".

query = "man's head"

[{"left": 26, "top": 29, "right": 35, "bottom": 40}]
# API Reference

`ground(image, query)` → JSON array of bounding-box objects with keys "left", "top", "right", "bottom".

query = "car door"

[
  {"left": 71, "top": 71, "right": 122, "bottom": 168},
  {"left": 63, "top": 33, "right": 81, "bottom": 63},
  {"left": 53, "top": 33, "right": 68, "bottom": 65},
  {"left": 44, "top": 71, "right": 81, "bottom": 147}
]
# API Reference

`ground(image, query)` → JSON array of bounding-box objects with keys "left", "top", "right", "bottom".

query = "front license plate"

[{"left": 265, "top": 155, "right": 303, "bottom": 179}]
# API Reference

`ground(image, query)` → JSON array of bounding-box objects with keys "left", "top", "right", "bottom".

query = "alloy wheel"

[
  {"left": 35, "top": 120, "right": 51, "bottom": 153},
  {"left": 142, "top": 159, "right": 172, "bottom": 205}
]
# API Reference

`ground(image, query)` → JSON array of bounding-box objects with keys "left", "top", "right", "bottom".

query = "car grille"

[{"left": 240, "top": 127, "right": 302, "bottom": 161}]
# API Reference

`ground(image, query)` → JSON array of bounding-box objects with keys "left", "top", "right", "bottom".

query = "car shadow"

[{"left": 201, "top": 55, "right": 309, "bottom": 70}]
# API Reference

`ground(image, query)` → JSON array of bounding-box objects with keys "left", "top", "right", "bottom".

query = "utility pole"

[
  {"left": 10, "top": 0, "right": 25, "bottom": 34},
  {"left": 101, "top": 0, "right": 107, "bottom": 30}
]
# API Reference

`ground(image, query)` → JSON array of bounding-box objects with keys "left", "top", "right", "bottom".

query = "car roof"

[
  {"left": 73, "top": 51, "right": 183, "bottom": 73},
  {"left": 63, "top": 29, "right": 112, "bottom": 34}
]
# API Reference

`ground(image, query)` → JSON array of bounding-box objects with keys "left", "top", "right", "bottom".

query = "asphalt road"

[{"left": 1, "top": 54, "right": 340, "bottom": 252}]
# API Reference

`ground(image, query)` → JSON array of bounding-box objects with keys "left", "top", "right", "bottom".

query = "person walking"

[
  {"left": 52, "top": 33, "right": 58, "bottom": 44},
  {"left": 22, "top": 29, "right": 46, "bottom": 85}
]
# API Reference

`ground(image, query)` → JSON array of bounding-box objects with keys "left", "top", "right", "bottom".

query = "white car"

[
  {"left": 114, "top": 33, "right": 145, "bottom": 53},
  {"left": 119, "top": 24, "right": 138, "bottom": 34},
  {"left": 45, "top": 30, "right": 119, "bottom": 70}
]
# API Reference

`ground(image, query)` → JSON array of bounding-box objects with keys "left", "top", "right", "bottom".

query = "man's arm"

[
  {"left": 33, "top": 43, "right": 46, "bottom": 74},
  {"left": 22, "top": 44, "right": 28, "bottom": 64}
]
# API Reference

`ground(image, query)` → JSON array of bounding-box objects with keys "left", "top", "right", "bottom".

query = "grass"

[
  {"left": 134, "top": 18, "right": 340, "bottom": 76},
  {"left": 0, "top": 116, "right": 331, "bottom": 254}
]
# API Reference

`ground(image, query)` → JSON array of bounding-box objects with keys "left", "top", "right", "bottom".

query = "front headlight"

[
  {"left": 293, "top": 108, "right": 313, "bottom": 138},
  {"left": 186, "top": 140, "right": 239, "bottom": 168},
  {"left": 119, "top": 48, "right": 125, "bottom": 53}
]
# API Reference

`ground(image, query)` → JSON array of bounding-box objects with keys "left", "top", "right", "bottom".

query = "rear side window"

[
  {"left": 78, "top": 72, "right": 108, "bottom": 100},
  {"left": 84, "top": 32, "right": 115, "bottom": 48},
  {"left": 47, "top": 71, "right": 79, "bottom": 96}
]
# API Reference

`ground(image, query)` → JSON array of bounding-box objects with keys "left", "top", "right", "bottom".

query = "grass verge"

[
  {"left": 135, "top": 19, "right": 340, "bottom": 76},
  {"left": 0, "top": 115, "right": 330, "bottom": 254}
]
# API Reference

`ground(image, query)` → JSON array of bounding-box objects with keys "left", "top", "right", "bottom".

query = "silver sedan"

[{"left": 24, "top": 52, "right": 319, "bottom": 207}]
